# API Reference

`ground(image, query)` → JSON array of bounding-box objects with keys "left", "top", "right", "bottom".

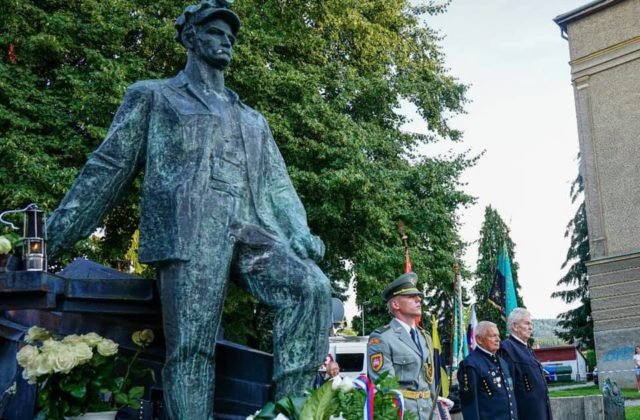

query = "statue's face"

[{"left": 192, "top": 18, "right": 235, "bottom": 69}]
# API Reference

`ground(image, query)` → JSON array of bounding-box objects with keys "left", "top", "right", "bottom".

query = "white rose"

[
  {"left": 40, "top": 338, "right": 61, "bottom": 353},
  {"left": 25, "top": 326, "right": 52, "bottom": 344},
  {"left": 338, "top": 379, "right": 353, "bottom": 393},
  {"left": 0, "top": 237, "right": 11, "bottom": 255},
  {"left": 81, "top": 332, "right": 103, "bottom": 347},
  {"left": 96, "top": 339, "right": 118, "bottom": 357},
  {"left": 16, "top": 345, "right": 39, "bottom": 369},
  {"left": 132, "top": 329, "right": 154, "bottom": 348},
  {"left": 35, "top": 352, "right": 55, "bottom": 376},
  {"left": 70, "top": 342, "right": 93, "bottom": 365},
  {"left": 330, "top": 375, "right": 343, "bottom": 390},
  {"left": 62, "top": 334, "right": 82, "bottom": 345},
  {"left": 53, "top": 346, "right": 77, "bottom": 374},
  {"left": 22, "top": 368, "right": 38, "bottom": 384}
]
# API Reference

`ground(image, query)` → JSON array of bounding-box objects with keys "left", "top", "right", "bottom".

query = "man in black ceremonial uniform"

[
  {"left": 458, "top": 321, "right": 518, "bottom": 420},
  {"left": 499, "top": 308, "right": 552, "bottom": 420}
]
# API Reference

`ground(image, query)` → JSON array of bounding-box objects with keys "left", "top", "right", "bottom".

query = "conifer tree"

[
  {"left": 552, "top": 173, "right": 593, "bottom": 349},
  {"left": 474, "top": 205, "right": 524, "bottom": 337}
]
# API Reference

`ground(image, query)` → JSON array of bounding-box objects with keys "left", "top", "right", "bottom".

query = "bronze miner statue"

[{"left": 46, "top": 0, "right": 331, "bottom": 417}]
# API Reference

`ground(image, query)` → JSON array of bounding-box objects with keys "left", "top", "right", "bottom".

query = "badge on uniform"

[
  {"left": 370, "top": 353, "right": 383, "bottom": 372},
  {"left": 368, "top": 337, "right": 381, "bottom": 345}
]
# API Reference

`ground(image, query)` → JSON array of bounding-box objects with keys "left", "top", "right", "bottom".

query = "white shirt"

[
  {"left": 511, "top": 334, "right": 528, "bottom": 346},
  {"left": 394, "top": 318, "right": 415, "bottom": 335},
  {"left": 633, "top": 353, "right": 640, "bottom": 368}
]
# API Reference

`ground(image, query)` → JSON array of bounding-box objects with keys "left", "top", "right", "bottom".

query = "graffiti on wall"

[{"left": 602, "top": 346, "right": 634, "bottom": 363}]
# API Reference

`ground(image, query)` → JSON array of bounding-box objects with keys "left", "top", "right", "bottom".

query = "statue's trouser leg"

[
  {"left": 234, "top": 229, "right": 331, "bottom": 399},
  {"left": 158, "top": 228, "right": 234, "bottom": 420}
]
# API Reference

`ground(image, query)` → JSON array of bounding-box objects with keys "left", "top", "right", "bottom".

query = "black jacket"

[{"left": 499, "top": 336, "right": 553, "bottom": 420}]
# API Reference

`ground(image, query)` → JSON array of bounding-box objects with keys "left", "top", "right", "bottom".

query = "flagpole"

[{"left": 450, "top": 262, "right": 458, "bottom": 384}]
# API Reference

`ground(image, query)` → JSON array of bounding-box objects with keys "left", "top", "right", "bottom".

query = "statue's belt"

[{"left": 401, "top": 389, "right": 431, "bottom": 400}]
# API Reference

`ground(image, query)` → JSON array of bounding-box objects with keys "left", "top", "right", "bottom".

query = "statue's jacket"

[{"left": 47, "top": 72, "right": 312, "bottom": 263}]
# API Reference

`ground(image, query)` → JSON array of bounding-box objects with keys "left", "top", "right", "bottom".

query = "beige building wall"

[{"left": 555, "top": 0, "right": 640, "bottom": 388}]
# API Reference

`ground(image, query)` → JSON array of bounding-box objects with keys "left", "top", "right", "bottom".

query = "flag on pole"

[
  {"left": 488, "top": 243, "right": 518, "bottom": 320},
  {"left": 451, "top": 264, "right": 468, "bottom": 367},
  {"left": 431, "top": 315, "right": 450, "bottom": 398},
  {"left": 467, "top": 304, "right": 477, "bottom": 351},
  {"left": 404, "top": 247, "right": 412, "bottom": 273}
]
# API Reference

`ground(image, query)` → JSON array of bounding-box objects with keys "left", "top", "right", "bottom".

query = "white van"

[{"left": 327, "top": 335, "right": 369, "bottom": 380}]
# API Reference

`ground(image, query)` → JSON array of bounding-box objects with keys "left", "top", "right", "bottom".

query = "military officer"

[
  {"left": 458, "top": 321, "right": 518, "bottom": 420},
  {"left": 367, "top": 272, "right": 435, "bottom": 418},
  {"left": 499, "top": 308, "right": 552, "bottom": 420}
]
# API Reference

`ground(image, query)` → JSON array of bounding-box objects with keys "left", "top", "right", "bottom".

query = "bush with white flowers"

[{"left": 16, "top": 326, "right": 155, "bottom": 419}]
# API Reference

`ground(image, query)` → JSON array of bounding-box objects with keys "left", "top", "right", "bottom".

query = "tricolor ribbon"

[
  {"left": 353, "top": 374, "right": 375, "bottom": 420},
  {"left": 388, "top": 389, "right": 405, "bottom": 420}
]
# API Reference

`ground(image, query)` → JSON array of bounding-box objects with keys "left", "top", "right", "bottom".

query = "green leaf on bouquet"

[
  {"left": 128, "top": 386, "right": 144, "bottom": 400},
  {"left": 68, "top": 383, "right": 87, "bottom": 399},
  {"left": 300, "top": 381, "right": 339, "bottom": 419},
  {"left": 115, "top": 391, "right": 129, "bottom": 405}
]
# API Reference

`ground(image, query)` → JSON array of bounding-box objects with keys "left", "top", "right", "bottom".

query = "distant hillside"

[{"left": 532, "top": 318, "right": 568, "bottom": 348}]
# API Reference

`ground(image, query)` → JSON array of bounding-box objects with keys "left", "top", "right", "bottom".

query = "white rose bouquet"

[
  {"left": 0, "top": 232, "right": 20, "bottom": 255},
  {"left": 16, "top": 326, "right": 155, "bottom": 419}
]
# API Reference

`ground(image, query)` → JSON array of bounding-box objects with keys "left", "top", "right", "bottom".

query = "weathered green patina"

[{"left": 46, "top": 1, "right": 331, "bottom": 417}]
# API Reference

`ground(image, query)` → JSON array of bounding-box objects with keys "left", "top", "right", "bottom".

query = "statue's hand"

[{"left": 290, "top": 233, "right": 325, "bottom": 262}]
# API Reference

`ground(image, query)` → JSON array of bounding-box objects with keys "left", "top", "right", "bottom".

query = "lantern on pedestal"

[
  {"left": 22, "top": 204, "right": 46, "bottom": 271},
  {"left": 0, "top": 203, "right": 47, "bottom": 271}
]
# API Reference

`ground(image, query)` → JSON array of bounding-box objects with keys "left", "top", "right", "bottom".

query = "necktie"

[{"left": 411, "top": 328, "right": 423, "bottom": 359}]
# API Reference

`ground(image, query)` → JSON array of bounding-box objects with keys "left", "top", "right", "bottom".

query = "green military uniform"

[{"left": 367, "top": 273, "right": 436, "bottom": 418}]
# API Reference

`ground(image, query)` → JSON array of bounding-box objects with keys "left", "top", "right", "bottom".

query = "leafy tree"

[
  {"left": 0, "top": 0, "right": 473, "bottom": 348},
  {"left": 474, "top": 205, "right": 524, "bottom": 337},
  {"left": 551, "top": 172, "right": 593, "bottom": 349},
  {"left": 0, "top": 0, "right": 184, "bottom": 269}
]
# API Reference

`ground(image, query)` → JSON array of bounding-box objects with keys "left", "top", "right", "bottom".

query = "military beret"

[{"left": 382, "top": 272, "right": 423, "bottom": 301}]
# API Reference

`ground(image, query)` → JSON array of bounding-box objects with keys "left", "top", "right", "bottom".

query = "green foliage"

[
  {"left": 474, "top": 205, "right": 524, "bottom": 337},
  {"left": 551, "top": 171, "right": 594, "bottom": 349},
  {"left": 299, "top": 382, "right": 339, "bottom": 419},
  {"left": 1, "top": 0, "right": 473, "bottom": 347},
  {"left": 583, "top": 349, "right": 596, "bottom": 371},
  {"left": 548, "top": 385, "right": 640, "bottom": 400},
  {"left": 627, "top": 405, "right": 640, "bottom": 420},
  {"left": 252, "top": 372, "right": 416, "bottom": 420}
]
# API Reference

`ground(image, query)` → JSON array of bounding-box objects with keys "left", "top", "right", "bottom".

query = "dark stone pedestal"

[{"left": 0, "top": 261, "right": 273, "bottom": 419}]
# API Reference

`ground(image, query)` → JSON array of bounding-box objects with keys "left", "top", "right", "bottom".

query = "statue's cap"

[
  {"left": 382, "top": 272, "right": 422, "bottom": 302},
  {"left": 176, "top": 0, "right": 241, "bottom": 44}
]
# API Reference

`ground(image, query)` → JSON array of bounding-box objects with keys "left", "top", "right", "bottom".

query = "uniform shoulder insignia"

[
  {"left": 373, "top": 324, "right": 391, "bottom": 334},
  {"left": 368, "top": 337, "right": 382, "bottom": 345},
  {"left": 370, "top": 352, "right": 384, "bottom": 372}
]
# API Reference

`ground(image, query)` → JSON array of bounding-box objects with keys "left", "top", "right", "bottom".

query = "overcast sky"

[{"left": 401, "top": 0, "right": 591, "bottom": 319}]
